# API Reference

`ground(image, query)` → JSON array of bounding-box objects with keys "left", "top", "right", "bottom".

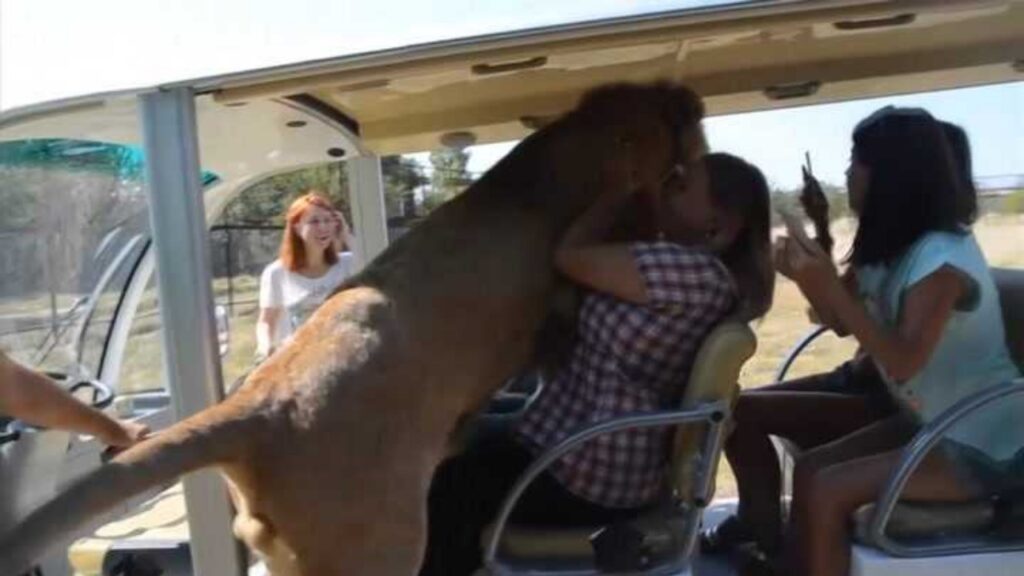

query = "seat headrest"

[{"left": 680, "top": 322, "right": 757, "bottom": 408}]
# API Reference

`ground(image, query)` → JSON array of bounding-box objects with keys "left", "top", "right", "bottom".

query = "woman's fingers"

[
  {"left": 773, "top": 237, "right": 796, "bottom": 277},
  {"left": 774, "top": 235, "right": 822, "bottom": 280}
]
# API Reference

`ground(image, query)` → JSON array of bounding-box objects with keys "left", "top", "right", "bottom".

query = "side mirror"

[{"left": 215, "top": 304, "right": 230, "bottom": 357}]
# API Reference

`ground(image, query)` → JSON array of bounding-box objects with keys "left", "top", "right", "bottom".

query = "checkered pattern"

[{"left": 516, "top": 242, "right": 736, "bottom": 508}]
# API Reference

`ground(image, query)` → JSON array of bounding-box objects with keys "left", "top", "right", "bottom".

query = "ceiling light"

[{"left": 440, "top": 131, "right": 477, "bottom": 150}]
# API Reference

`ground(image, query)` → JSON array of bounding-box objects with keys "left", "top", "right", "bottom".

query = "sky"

[
  {"left": 1, "top": 0, "right": 1021, "bottom": 191},
  {"left": 459, "top": 82, "right": 1024, "bottom": 190}
]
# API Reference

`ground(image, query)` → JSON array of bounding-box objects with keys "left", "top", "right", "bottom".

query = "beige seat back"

[
  {"left": 483, "top": 321, "right": 757, "bottom": 569},
  {"left": 993, "top": 268, "right": 1024, "bottom": 370},
  {"left": 670, "top": 321, "right": 757, "bottom": 504}
]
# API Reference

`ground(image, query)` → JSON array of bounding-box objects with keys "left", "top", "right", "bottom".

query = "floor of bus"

[
  {"left": 67, "top": 483, "right": 740, "bottom": 575},
  {"left": 66, "top": 484, "right": 1024, "bottom": 576}
]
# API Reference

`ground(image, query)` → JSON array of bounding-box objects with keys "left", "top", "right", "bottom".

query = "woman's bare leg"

[
  {"left": 787, "top": 422, "right": 972, "bottom": 576},
  {"left": 790, "top": 415, "right": 917, "bottom": 499},
  {"left": 726, "top": 386, "right": 882, "bottom": 551}
]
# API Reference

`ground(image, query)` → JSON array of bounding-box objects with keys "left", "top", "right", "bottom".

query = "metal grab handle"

[
  {"left": 773, "top": 324, "right": 829, "bottom": 383},
  {"left": 482, "top": 402, "right": 727, "bottom": 573},
  {"left": 3, "top": 377, "right": 117, "bottom": 440},
  {"left": 68, "top": 378, "right": 115, "bottom": 410},
  {"left": 0, "top": 429, "right": 21, "bottom": 446},
  {"left": 867, "top": 378, "right": 1024, "bottom": 557}
]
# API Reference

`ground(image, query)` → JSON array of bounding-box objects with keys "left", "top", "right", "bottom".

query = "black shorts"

[
  {"left": 939, "top": 441, "right": 1024, "bottom": 496},
  {"left": 774, "top": 359, "right": 898, "bottom": 416}
]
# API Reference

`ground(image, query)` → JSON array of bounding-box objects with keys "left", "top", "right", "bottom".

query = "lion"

[{"left": 0, "top": 82, "right": 707, "bottom": 576}]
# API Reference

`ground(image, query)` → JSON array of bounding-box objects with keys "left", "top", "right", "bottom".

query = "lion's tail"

[{"left": 0, "top": 399, "right": 253, "bottom": 574}]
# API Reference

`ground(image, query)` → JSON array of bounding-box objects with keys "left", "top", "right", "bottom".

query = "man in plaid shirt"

[{"left": 516, "top": 241, "right": 735, "bottom": 508}]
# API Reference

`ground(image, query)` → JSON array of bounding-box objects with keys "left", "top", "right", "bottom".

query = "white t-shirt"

[{"left": 258, "top": 252, "right": 357, "bottom": 350}]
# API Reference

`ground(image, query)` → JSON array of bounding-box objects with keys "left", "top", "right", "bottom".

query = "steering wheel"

[{"left": 0, "top": 375, "right": 116, "bottom": 447}]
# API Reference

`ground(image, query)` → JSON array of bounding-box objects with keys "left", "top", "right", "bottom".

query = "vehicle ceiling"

[{"left": 0, "top": 0, "right": 1020, "bottom": 185}]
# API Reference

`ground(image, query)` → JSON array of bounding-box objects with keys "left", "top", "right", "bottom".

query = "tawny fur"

[{"left": 0, "top": 82, "right": 704, "bottom": 576}]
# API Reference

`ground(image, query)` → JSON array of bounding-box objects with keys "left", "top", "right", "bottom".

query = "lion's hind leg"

[{"left": 226, "top": 476, "right": 300, "bottom": 575}]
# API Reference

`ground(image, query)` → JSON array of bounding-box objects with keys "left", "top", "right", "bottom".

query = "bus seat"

[
  {"left": 851, "top": 267, "right": 1024, "bottom": 554},
  {"left": 481, "top": 321, "right": 756, "bottom": 574}
]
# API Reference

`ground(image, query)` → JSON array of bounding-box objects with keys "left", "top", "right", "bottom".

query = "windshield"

[{"left": 0, "top": 139, "right": 218, "bottom": 377}]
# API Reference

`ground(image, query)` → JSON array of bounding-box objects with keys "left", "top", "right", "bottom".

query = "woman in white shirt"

[{"left": 256, "top": 192, "right": 360, "bottom": 360}]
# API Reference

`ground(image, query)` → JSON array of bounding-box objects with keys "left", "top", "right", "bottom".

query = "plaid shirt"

[{"left": 515, "top": 242, "right": 736, "bottom": 508}]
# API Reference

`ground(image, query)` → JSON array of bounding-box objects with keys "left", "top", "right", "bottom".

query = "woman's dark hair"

[
  {"left": 849, "top": 107, "right": 968, "bottom": 267},
  {"left": 940, "top": 121, "right": 978, "bottom": 223},
  {"left": 704, "top": 153, "right": 775, "bottom": 320}
]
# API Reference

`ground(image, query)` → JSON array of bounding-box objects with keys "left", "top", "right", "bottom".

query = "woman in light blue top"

[{"left": 769, "top": 107, "right": 1021, "bottom": 576}]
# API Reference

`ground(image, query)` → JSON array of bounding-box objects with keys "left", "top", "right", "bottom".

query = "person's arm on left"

[{"left": 0, "top": 351, "right": 149, "bottom": 447}]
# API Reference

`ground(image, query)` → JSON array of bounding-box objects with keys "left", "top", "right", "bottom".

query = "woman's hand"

[
  {"left": 800, "top": 166, "right": 834, "bottom": 257},
  {"left": 331, "top": 210, "right": 354, "bottom": 252},
  {"left": 333, "top": 210, "right": 350, "bottom": 234},
  {"left": 774, "top": 235, "right": 840, "bottom": 302}
]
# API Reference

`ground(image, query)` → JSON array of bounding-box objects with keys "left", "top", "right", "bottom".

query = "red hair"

[{"left": 279, "top": 192, "right": 340, "bottom": 272}]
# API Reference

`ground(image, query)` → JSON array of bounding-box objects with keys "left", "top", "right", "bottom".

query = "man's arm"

[{"left": 0, "top": 351, "right": 148, "bottom": 447}]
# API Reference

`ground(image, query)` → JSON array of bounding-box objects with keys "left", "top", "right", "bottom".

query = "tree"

[
  {"left": 428, "top": 148, "right": 472, "bottom": 204},
  {"left": 219, "top": 161, "right": 349, "bottom": 225},
  {"left": 382, "top": 156, "right": 427, "bottom": 217}
]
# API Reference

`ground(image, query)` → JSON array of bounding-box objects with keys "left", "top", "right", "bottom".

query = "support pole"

[
  {"left": 347, "top": 154, "right": 389, "bottom": 265},
  {"left": 139, "top": 87, "right": 246, "bottom": 576}
]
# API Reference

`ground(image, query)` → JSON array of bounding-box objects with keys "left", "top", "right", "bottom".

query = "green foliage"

[
  {"left": 382, "top": 156, "right": 427, "bottom": 216},
  {"left": 218, "top": 162, "right": 349, "bottom": 225},
  {"left": 427, "top": 148, "right": 472, "bottom": 207},
  {"left": 218, "top": 157, "right": 436, "bottom": 225},
  {"left": 0, "top": 167, "right": 38, "bottom": 230},
  {"left": 218, "top": 161, "right": 350, "bottom": 226}
]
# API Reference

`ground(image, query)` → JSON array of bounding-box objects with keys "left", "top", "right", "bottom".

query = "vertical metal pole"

[
  {"left": 139, "top": 87, "right": 246, "bottom": 576},
  {"left": 47, "top": 235, "right": 58, "bottom": 341},
  {"left": 225, "top": 230, "right": 235, "bottom": 315},
  {"left": 347, "top": 154, "right": 389, "bottom": 265}
]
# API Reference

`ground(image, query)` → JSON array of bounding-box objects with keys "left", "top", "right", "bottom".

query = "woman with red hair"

[{"left": 256, "top": 192, "right": 360, "bottom": 360}]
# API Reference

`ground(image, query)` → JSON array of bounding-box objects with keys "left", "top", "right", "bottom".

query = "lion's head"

[{"left": 475, "top": 82, "right": 706, "bottom": 233}]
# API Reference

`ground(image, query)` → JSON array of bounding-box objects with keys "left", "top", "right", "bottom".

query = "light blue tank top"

[{"left": 857, "top": 231, "right": 1022, "bottom": 460}]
